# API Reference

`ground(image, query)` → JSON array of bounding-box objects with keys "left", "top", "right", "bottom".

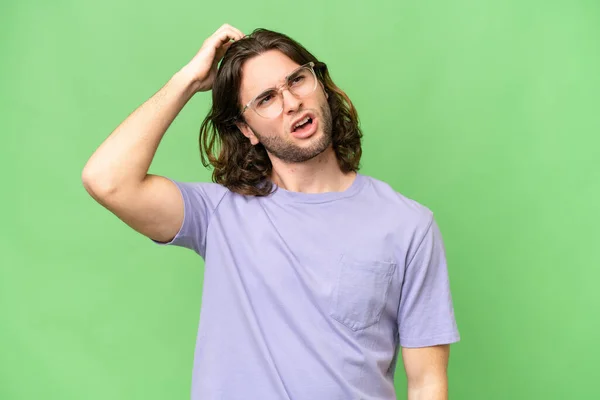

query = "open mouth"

[{"left": 292, "top": 116, "right": 314, "bottom": 134}]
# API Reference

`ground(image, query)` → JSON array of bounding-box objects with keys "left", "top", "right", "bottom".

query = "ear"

[{"left": 236, "top": 120, "right": 260, "bottom": 146}]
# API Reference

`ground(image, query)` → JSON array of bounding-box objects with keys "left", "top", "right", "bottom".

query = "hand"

[{"left": 180, "top": 24, "right": 245, "bottom": 92}]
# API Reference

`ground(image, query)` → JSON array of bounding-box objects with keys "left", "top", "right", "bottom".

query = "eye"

[
  {"left": 290, "top": 75, "right": 305, "bottom": 86},
  {"left": 258, "top": 93, "right": 274, "bottom": 106}
]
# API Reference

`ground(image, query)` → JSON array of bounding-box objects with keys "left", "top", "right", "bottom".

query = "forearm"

[
  {"left": 407, "top": 374, "right": 448, "bottom": 400},
  {"left": 82, "top": 68, "right": 199, "bottom": 194}
]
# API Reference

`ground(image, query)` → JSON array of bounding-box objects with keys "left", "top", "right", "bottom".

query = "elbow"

[{"left": 81, "top": 166, "right": 119, "bottom": 200}]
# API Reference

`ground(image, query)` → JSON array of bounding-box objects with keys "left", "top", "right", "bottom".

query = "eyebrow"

[
  {"left": 251, "top": 65, "right": 304, "bottom": 100},
  {"left": 255, "top": 88, "right": 276, "bottom": 100}
]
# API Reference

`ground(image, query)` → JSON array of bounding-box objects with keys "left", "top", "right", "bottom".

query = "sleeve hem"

[
  {"left": 151, "top": 178, "right": 188, "bottom": 246},
  {"left": 399, "top": 332, "right": 461, "bottom": 348}
]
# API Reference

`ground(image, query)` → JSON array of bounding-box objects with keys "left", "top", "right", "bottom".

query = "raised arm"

[{"left": 81, "top": 24, "right": 244, "bottom": 242}]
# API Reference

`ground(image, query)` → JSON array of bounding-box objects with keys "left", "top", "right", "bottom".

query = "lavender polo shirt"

[{"left": 154, "top": 173, "right": 460, "bottom": 399}]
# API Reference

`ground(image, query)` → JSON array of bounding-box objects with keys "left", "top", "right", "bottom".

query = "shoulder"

[
  {"left": 182, "top": 181, "right": 230, "bottom": 197},
  {"left": 361, "top": 174, "right": 434, "bottom": 226},
  {"left": 168, "top": 180, "right": 234, "bottom": 211},
  {"left": 360, "top": 174, "right": 443, "bottom": 261}
]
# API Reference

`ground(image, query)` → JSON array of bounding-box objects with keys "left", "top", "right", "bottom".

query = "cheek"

[{"left": 250, "top": 118, "right": 286, "bottom": 137}]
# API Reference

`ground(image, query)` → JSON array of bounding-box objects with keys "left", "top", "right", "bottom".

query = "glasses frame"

[{"left": 239, "top": 61, "right": 320, "bottom": 120}]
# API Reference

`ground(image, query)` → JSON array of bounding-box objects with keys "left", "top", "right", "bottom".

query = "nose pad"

[{"left": 282, "top": 89, "right": 302, "bottom": 114}]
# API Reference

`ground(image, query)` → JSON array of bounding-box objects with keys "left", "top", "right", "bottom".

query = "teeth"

[{"left": 293, "top": 116, "right": 310, "bottom": 130}]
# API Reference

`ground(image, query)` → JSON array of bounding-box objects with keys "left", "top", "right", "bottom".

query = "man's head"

[
  {"left": 236, "top": 51, "right": 333, "bottom": 165},
  {"left": 199, "top": 28, "right": 362, "bottom": 196}
]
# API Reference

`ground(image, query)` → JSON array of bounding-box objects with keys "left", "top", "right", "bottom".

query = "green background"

[{"left": 2, "top": 0, "right": 599, "bottom": 398}]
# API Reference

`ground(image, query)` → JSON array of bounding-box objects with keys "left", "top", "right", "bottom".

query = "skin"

[
  {"left": 403, "top": 344, "right": 451, "bottom": 400},
  {"left": 235, "top": 49, "right": 355, "bottom": 194}
]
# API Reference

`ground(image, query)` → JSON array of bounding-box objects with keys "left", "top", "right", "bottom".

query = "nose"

[{"left": 281, "top": 88, "right": 302, "bottom": 115}]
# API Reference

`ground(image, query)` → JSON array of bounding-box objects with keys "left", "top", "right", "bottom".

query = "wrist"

[{"left": 172, "top": 67, "right": 202, "bottom": 96}]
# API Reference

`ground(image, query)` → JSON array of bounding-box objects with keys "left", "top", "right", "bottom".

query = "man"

[{"left": 82, "top": 24, "right": 460, "bottom": 400}]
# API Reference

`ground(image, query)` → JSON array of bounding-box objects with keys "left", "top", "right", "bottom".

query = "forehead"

[{"left": 239, "top": 50, "right": 302, "bottom": 103}]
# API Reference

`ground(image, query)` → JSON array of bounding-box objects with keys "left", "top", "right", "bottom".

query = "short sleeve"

[
  {"left": 152, "top": 179, "right": 228, "bottom": 258},
  {"left": 398, "top": 217, "right": 460, "bottom": 348}
]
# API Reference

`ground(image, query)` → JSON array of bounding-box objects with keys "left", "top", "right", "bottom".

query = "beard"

[{"left": 251, "top": 102, "right": 333, "bottom": 164}]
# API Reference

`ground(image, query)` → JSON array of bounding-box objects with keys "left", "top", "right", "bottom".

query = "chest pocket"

[{"left": 329, "top": 254, "right": 397, "bottom": 331}]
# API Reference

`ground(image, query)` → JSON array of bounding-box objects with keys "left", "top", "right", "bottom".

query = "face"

[{"left": 236, "top": 50, "right": 333, "bottom": 164}]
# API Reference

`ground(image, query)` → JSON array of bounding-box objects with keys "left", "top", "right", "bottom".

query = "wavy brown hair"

[{"left": 199, "top": 28, "right": 362, "bottom": 196}]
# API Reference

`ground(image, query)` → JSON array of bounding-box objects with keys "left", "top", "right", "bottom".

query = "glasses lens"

[
  {"left": 250, "top": 65, "right": 317, "bottom": 119},
  {"left": 288, "top": 67, "right": 316, "bottom": 97},
  {"left": 252, "top": 90, "right": 283, "bottom": 119}
]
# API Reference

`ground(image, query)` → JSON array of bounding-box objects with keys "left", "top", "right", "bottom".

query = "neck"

[{"left": 268, "top": 146, "right": 357, "bottom": 193}]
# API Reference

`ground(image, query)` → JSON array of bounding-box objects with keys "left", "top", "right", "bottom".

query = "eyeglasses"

[{"left": 240, "top": 62, "right": 320, "bottom": 119}]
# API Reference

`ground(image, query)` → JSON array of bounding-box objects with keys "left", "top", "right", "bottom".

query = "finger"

[
  {"left": 215, "top": 24, "right": 245, "bottom": 42},
  {"left": 210, "top": 28, "right": 242, "bottom": 48},
  {"left": 222, "top": 41, "right": 234, "bottom": 51},
  {"left": 225, "top": 26, "right": 245, "bottom": 42},
  {"left": 207, "top": 31, "right": 233, "bottom": 51},
  {"left": 230, "top": 25, "right": 246, "bottom": 39},
  {"left": 212, "top": 33, "right": 236, "bottom": 63},
  {"left": 215, "top": 41, "right": 233, "bottom": 59},
  {"left": 218, "top": 23, "right": 245, "bottom": 39}
]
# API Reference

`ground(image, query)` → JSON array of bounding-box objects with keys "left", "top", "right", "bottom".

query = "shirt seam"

[
  {"left": 404, "top": 214, "right": 434, "bottom": 270},
  {"left": 202, "top": 185, "right": 230, "bottom": 250},
  {"left": 272, "top": 174, "right": 369, "bottom": 204}
]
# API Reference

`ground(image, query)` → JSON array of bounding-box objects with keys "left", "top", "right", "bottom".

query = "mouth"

[{"left": 290, "top": 113, "right": 317, "bottom": 137}]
